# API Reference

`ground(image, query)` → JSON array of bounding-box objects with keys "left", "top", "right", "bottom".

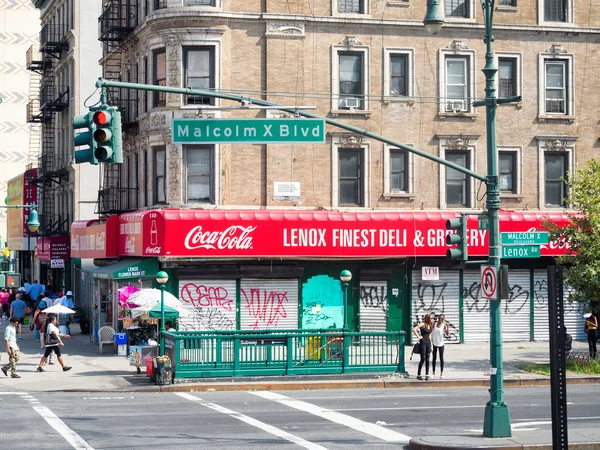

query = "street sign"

[
  {"left": 478, "top": 216, "right": 489, "bottom": 230},
  {"left": 502, "top": 245, "right": 541, "bottom": 258},
  {"left": 501, "top": 232, "right": 548, "bottom": 245},
  {"left": 172, "top": 118, "right": 326, "bottom": 144},
  {"left": 481, "top": 265, "right": 497, "bottom": 299}
]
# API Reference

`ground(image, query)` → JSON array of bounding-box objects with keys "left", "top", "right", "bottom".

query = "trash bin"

[
  {"left": 154, "top": 356, "right": 172, "bottom": 385},
  {"left": 306, "top": 336, "right": 322, "bottom": 360}
]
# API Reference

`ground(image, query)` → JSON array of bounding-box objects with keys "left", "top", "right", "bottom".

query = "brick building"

[{"left": 79, "top": 0, "right": 598, "bottom": 342}]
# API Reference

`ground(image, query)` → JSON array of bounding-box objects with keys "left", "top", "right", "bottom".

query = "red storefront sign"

[
  {"left": 6, "top": 168, "right": 38, "bottom": 250},
  {"left": 36, "top": 235, "right": 71, "bottom": 261},
  {"left": 118, "top": 209, "right": 571, "bottom": 258},
  {"left": 70, "top": 216, "right": 119, "bottom": 258}
]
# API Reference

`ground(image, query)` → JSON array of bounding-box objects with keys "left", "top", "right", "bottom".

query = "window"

[
  {"left": 390, "top": 55, "right": 408, "bottom": 96},
  {"left": 184, "top": 48, "right": 215, "bottom": 105},
  {"left": 339, "top": 52, "right": 363, "bottom": 110},
  {"left": 445, "top": 0, "right": 469, "bottom": 17},
  {"left": 445, "top": 57, "right": 468, "bottom": 112},
  {"left": 188, "top": 0, "right": 215, "bottom": 4},
  {"left": 154, "top": 0, "right": 166, "bottom": 10},
  {"left": 544, "top": 153, "right": 568, "bottom": 207},
  {"left": 498, "top": 0, "right": 516, "bottom": 5},
  {"left": 544, "top": 0, "right": 567, "bottom": 21},
  {"left": 498, "top": 58, "right": 516, "bottom": 98},
  {"left": 153, "top": 147, "right": 166, "bottom": 204},
  {"left": 143, "top": 151, "right": 148, "bottom": 207},
  {"left": 185, "top": 146, "right": 212, "bottom": 203},
  {"left": 545, "top": 60, "right": 566, "bottom": 114},
  {"left": 134, "top": 153, "right": 139, "bottom": 208},
  {"left": 339, "top": 149, "right": 364, "bottom": 206},
  {"left": 152, "top": 49, "right": 166, "bottom": 107},
  {"left": 143, "top": 57, "right": 148, "bottom": 113},
  {"left": 338, "top": 0, "right": 365, "bottom": 13},
  {"left": 446, "top": 152, "right": 470, "bottom": 207},
  {"left": 390, "top": 150, "right": 408, "bottom": 192},
  {"left": 499, "top": 152, "right": 516, "bottom": 193}
]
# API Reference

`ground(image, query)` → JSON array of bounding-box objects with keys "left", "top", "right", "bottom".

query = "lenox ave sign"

[{"left": 172, "top": 118, "right": 326, "bottom": 144}]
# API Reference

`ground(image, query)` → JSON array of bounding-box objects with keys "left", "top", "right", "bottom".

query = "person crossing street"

[{"left": 2, "top": 317, "right": 21, "bottom": 378}]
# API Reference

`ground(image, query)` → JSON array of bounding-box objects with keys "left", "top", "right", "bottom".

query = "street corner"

[{"left": 408, "top": 435, "right": 523, "bottom": 450}]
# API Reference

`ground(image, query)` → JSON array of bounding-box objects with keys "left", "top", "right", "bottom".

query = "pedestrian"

[
  {"left": 584, "top": 312, "right": 598, "bottom": 358},
  {"left": 33, "top": 299, "right": 49, "bottom": 343},
  {"left": 61, "top": 291, "right": 75, "bottom": 336},
  {"left": 27, "top": 280, "right": 43, "bottom": 309},
  {"left": 2, "top": 317, "right": 21, "bottom": 378},
  {"left": 165, "top": 320, "right": 176, "bottom": 332},
  {"left": 413, "top": 313, "right": 434, "bottom": 380},
  {"left": 36, "top": 314, "right": 71, "bottom": 372},
  {"left": 0, "top": 288, "right": 10, "bottom": 319},
  {"left": 9, "top": 294, "right": 28, "bottom": 341},
  {"left": 432, "top": 313, "right": 449, "bottom": 379}
]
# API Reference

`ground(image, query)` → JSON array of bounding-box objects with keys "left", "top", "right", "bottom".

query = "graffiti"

[
  {"left": 414, "top": 282, "right": 447, "bottom": 313},
  {"left": 180, "top": 283, "right": 234, "bottom": 311},
  {"left": 533, "top": 279, "right": 548, "bottom": 309},
  {"left": 241, "top": 288, "right": 288, "bottom": 329},
  {"left": 182, "top": 306, "right": 235, "bottom": 331},
  {"left": 302, "top": 275, "right": 343, "bottom": 329},
  {"left": 360, "top": 285, "right": 387, "bottom": 313},
  {"left": 505, "top": 284, "right": 529, "bottom": 313},
  {"left": 463, "top": 282, "right": 529, "bottom": 314},
  {"left": 463, "top": 282, "right": 487, "bottom": 313}
]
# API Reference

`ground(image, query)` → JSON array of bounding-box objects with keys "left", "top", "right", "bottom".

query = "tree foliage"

[{"left": 544, "top": 159, "right": 600, "bottom": 311}]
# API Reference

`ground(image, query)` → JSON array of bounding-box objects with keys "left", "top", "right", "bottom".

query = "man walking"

[
  {"left": 9, "top": 294, "right": 28, "bottom": 341},
  {"left": 2, "top": 317, "right": 21, "bottom": 378},
  {"left": 37, "top": 313, "right": 71, "bottom": 372}
]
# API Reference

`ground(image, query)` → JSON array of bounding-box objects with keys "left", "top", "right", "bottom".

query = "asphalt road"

[{"left": 1, "top": 385, "right": 598, "bottom": 449}]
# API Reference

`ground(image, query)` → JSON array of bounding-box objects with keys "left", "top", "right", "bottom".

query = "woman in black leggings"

[
  {"left": 413, "top": 313, "right": 434, "bottom": 380},
  {"left": 432, "top": 314, "right": 449, "bottom": 378}
]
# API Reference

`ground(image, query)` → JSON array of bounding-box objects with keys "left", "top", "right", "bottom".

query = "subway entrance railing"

[{"left": 163, "top": 329, "right": 406, "bottom": 380}]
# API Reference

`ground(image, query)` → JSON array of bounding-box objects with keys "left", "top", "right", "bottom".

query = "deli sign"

[{"left": 117, "top": 209, "right": 572, "bottom": 258}]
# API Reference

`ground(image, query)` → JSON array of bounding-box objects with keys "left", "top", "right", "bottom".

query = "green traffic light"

[{"left": 445, "top": 215, "right": 468, "bottom": 261}]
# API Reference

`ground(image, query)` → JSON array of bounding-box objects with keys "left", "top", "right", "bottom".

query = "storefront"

[
  {"left": 116, "top": 209, "right": 571, "bottom": 340},
  {"left": 36, "top": 235, "right": 71, "bottom": 294}
]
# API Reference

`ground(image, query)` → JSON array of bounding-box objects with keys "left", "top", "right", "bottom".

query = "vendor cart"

[{"left": 129, "top": 344, "right": 159, "bottom": 374}]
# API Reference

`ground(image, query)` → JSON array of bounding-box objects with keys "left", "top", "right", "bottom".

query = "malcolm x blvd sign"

[{"left": 172, "top": 118, "right": 326, "bottom": 144}]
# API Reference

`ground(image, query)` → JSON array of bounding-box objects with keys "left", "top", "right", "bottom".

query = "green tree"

[{"left": 544, "top": 159, "right": 600, "bottom": 312}]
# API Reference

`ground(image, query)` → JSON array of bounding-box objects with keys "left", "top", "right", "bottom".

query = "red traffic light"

[{"left": 93, "top": 110, "right": 111, "bottom": 126}]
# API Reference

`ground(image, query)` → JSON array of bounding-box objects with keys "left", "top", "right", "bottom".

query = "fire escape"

[
  {"left": 97, "top": 0, "right": 139, "bottom": 217},
  {"left": 25, "top": 24, "right": 70, "bottom": 236}
]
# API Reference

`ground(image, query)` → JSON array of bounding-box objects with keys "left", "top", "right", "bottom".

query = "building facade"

[
  {"left": 83, "top": 0, "right": 598, "bottom": 342},
  {"left": 27, "top": 0, "right": 101, "bottom": 291}
]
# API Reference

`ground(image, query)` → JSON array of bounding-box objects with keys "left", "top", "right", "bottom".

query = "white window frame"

[
  {"left": 332, "top": 0, "right": 369, "bottom": 16},
  {"left": 536, "top": 136, "right": 575, "bottom": 210},
  {"left": 331, "top": 134, "right": 370, "bottom": 208},
  {"left": 538, "top": 49, "right": 574, "bottom": 118},
  {"left": 179, "top": 36, "right": 222, "bottom": 108},
  {"left": 383, "top": 145, "right": 414, "bottom": 196},
  {"left": 438, "top": 44, "right": 476, "bottom": 115},
  {"left": 497, "top": 146, "right": 522, "bottom": 196},
  {"left": 437, "top": 136, "right": 477, "bottom": 209},
  {"left": 444, "top": 0, "right": 476, "bottom": 20},
  {"left": 383, "top": 48, "right": 414, "bottom": 99},
  {"left": 538, "top": 0, "right": 573, "bottom": 25},
  {"left": 332, "top": 43, "right": 370, "bottom": 113},
  {"left": 187, "top": 0, "right": 222, "bottom": 8},
  {"left": 494, "top": 52, "right": 522, "bottom": 100}
]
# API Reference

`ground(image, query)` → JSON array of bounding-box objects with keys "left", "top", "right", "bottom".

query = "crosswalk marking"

[
  {"left": 176, "top": 392, "right": 329, "bottom": 450},
  {"left": 252, "top": 391, "right": 411, "bottom": 444}
]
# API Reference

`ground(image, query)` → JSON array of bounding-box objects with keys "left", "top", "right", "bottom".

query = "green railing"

[{"left": 163, "top": 329, "right": 406, "bottom": 379}]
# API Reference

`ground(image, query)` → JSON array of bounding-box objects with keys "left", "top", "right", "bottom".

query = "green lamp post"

[
  {"left": 424, "top": 0, "right": 518, "bottom": 438},
  {"left": 340, "top": 270, "right": 352, "bottom": 331},
  {"left": 156, "top": 271, "right": 169, "bottom": 356}
]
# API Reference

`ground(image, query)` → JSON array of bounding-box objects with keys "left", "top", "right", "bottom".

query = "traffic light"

[
  {"left": 6, "top": 273, "right": 20, "bottom": 288},
  {"left": 92, "top": 106, "right": 123, "bottom": 164},
  {"left": 446, "top": 215, "right": 468, "bottom": 260},
  {"left": 73, "top": 110, "right": 98, "bottom": 165}
]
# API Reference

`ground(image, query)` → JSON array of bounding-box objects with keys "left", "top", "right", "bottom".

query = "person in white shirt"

[
  {"left": 2, "top": 317, "right": 21, "bottom": 378},
  {"left": 432, "top": 314, "right": 450, "bottom": 379},
  {"left": 36, "top": 314, "right": 71, "bottom": 372}
]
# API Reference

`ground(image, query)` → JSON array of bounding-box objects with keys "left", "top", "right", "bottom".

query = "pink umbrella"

[{"left": 118, "top": 285, "right": 141, "bottom": 307}]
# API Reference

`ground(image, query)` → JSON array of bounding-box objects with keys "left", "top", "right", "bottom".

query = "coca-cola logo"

[
  {"left": 524, "top": 227, "right": 571, "bottom": 250},
  {"left": 145, "top": 247, "right": 162, "bottom": 254},
  {"left": 184, "top": 225, "right": 256, "bottom": 250},
  {"left": 125, "top": 236, "right": 136, "bottom": 254}
]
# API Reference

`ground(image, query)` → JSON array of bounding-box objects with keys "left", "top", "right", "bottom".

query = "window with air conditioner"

[
  {"left": 339, "top": 52, "right": 363, "bottom": 110},
  {"left": 445, "top": 57, "right": 468, "bottom": 112}
]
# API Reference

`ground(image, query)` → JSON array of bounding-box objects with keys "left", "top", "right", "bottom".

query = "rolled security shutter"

[
  {"left": 359, "top": 281, "right": 387, "bottom": 332},
  {"left": 411, "top": 270, "right": 460, "bottom": 344},
  {"left": 178, "top": 279, "right": 237, "bottom": 331},
  {"left": 463, "top": 269, "right": 531, "bottom": 342},
  {"left": 533, "top": 270, "right": 588, "bottom": 341},
  {"left": 240, "top": 279, "right": 299, "bottom": 330}
]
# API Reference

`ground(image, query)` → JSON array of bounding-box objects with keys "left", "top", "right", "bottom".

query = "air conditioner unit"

[
  {"left": 447, "top": 100, "right": 466, "bottom": 113},
  {"left": 340, "top": 97, "right": 361, "bottom": 109}
]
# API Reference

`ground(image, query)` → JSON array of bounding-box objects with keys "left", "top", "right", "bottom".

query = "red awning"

[
  {"left": 117, "top": 208, "right": 571, "bottom": 259},
  {"left": 70, "top": 216, "right": 118, "bottom": 259}
]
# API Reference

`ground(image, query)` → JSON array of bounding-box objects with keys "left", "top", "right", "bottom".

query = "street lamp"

[
  {"left": 156, "top": 270, "right": 169, "bottom": 356},
  {"left": 340, "top": 270, "right": 352, "bottom": 331},
  {"left": 424, "top": 0, "right": 517, "bottom": 438}
]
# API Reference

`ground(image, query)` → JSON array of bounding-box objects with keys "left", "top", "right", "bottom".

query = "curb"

[
  {"left": 37, "top": 375, "right": 600, "bottom": 394},
  {"left": 408, "top": 436, "right": 600, "bottom": 450}
]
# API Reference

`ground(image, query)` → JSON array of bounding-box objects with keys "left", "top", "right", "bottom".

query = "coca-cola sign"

[
  {"left": 117, "top": 209, "right": 573, "bottom": 258},
  {"left": 70, "top": 217, "right": 119, "bottom": 259}
]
